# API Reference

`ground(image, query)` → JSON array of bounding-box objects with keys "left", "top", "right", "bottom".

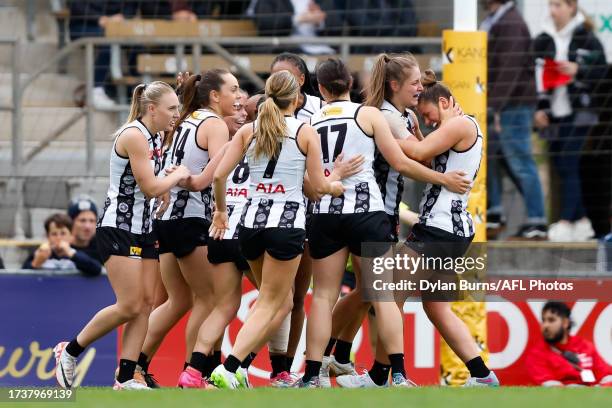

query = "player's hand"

[
  {"left": 170, "top": 165, "right": 190, "bottom": 182},
  {"left": 155, "top": 191, "right": 170, "bottom": 218},
  {"left": 209, "top": 210, "right": 229, "bottom": 240},
  {"left": 440, "top": 96, "right": 462, "bottom": 123},
  {"left": 443, "top": 170, "right": 471, "bottom": 194},
  {"left": 329, "top": 181, "right": 345, "bottom": 197},
  {"left": 331, "top": 153, "right": 364, "bottom": 180}
]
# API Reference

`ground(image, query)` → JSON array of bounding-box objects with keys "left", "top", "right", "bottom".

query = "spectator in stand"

[
  {"left": 533, "top": 0, "right": 607, "bottom": 242},
  {"left": 331, "top": 0, "right": 418, "bottom": 53},
  {"left": 170, "top": 1, "right": 250, "bottom": 18},
  {"left": 67, "top": 196, "right": 104, "bottom": 268},
  {"left": 480, "top": 0, "right": 547, "bottom": 240},
  {"left": 22, "top": 213, "right": 102, "bottom": 276},
  {"left": 248, "top": 0, "right": 341, "bottom": 54},
  {"left": 67, "top": 1, "right": 200, "bottom": 108},
  {"left": 67, "top": 1, "right": 139, "bottom": 108},
  {"left": 525, "top": 301, "right": 612, "bottom": 386}
]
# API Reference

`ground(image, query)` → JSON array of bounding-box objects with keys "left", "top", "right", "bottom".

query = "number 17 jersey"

[{"left": 310, "top": 101, "right": 384, "bottom": 215}]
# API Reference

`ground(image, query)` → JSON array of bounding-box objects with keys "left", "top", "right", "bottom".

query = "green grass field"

[{"left": 7, "top": 387, "right": 612, "bottom": 408}]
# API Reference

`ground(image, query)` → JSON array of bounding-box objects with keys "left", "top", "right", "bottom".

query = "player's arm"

[
  {"left": 178, "top": 143, "right": 230, "bottom": 191},
  {"left": 397, "top": 116, "right": 471, "bottom": 162},
  {"left": 198, "top": 117, "right": 230, "bottom": 158},
  {"left": 360, "top": 107, "right": 470, "bottom": 193},
  {"left": 119, "top": 128, "right": 190, "bottom": 198}
]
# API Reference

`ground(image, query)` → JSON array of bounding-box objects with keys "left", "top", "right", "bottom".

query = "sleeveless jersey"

[
  {"left": 240, "top": 117, "right": 307, "bottom": 230},
  {"left": 98, "top": 119, "right": 162, "bottom": 235},
  {"left": 160, "top": 109, "right": 217, "bottom": 221},
  {"left": 310, "top": 100, "right": 384, "bottom": 215},
  {"left": 418, "top": 115, "right": 483, "bottom": 237},
  {"left": 223, "top": 156, "right": 250, "bottom": 239},
  {"left": 374, "top": 100, "right": 418, "bottom": 217},
  {"left": 295, "top": 92, "right": 323, "bottom": 124}
]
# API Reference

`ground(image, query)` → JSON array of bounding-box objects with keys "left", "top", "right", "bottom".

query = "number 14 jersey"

[{"left": 310, "top": 101, "right": 384, "bottom": 215}]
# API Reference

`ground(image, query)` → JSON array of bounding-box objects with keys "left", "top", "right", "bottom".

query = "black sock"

[
  {"left": 388, "top": 353, "right": 405, "bottom": 377},
  {"left": 202, "top": 354, "right": 216, "bottom": 378},
  {"left": 287, "top": 356, "right": 294, "bottom": 372},
  {"left": 65, "top": 339, "right": 84, "bottom": 358},
  {"left": 270, "top": 354, "right": 288, "bottom": 378},
  {"left": 138, "top": 352, "right": 150, "bottom": 372},
  {"left": 333, "top": 340, "right": 352, "bottom": 364},
  {"left": 183, "top": 361, "right": 189, "bottom": 370},
  {"left": 466, "top": 356, "right": 490, "bottom": 378},
  {"left": 117, "top": 359, "right": 137, "bottom": 383},
  {"left": 189, "top": 352, "right": 208, "bottom": 376},
  {"left": 213, "top": 350, "right": 222, "bottom": 367},
  {"left": 302, "top": 360, "right": 322, "bottom": 383},
  {"left": 324, "top": 338, "right": 337, "bottom": 357},
  {"left": 241, "top": 352, "right": 256, "bottom": 369},
  {"left": 368, "top": 360, "right": 391, "bottom": 386},
  {"left": 223, "top": 354, "right": 241, "bottom": 373}
]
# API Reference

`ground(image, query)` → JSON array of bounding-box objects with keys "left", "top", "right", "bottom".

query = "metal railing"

[{"left": 1, "top": 35, "right": 441, "bottom": 238}]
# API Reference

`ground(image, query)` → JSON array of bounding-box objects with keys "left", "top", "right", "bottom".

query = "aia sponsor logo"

[{"left": 256, "top": 183, "right": 286, "bottom": 194}]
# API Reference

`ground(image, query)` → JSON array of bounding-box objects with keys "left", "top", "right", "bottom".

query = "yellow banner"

[{"left": 440, "top": 30, "right": 488, "bottom": 386}]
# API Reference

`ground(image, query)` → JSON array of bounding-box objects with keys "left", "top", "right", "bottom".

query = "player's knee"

[{"left": 116, "top": 301, "right": 143, "bottom": 320}]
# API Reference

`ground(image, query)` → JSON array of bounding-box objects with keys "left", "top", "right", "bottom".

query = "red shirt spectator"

[{"left": 525, "top": 301, "right": 612, "bottom": 386}]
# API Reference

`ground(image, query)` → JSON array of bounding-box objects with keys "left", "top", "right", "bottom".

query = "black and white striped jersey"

[
  {"left": 98, "top": 119, "right": 162, "bottom": 235},
  {"left": 418, "top": 115, "right": 483, "bottom": 237},
  {"left": 374, "top": 100, "right": 417, "bottom": 217},
  {"left": 159, "top": 109, "right": 218, "bottom": 222},
  {"left": 222, "top": 157, "right": 250, "bottom": 239},
  {"left": 295, "top": 92, "right": 323, "bottom": 124},
  {"left": 310, "top": 100, "right": 385, "bottom": 215},
  {"left": 240, "top": 116, "right": 307, "bottom": 230}
]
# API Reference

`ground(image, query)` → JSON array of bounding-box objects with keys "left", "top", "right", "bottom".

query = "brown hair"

[
  {"left": 365, "top": 53, "right": 419, "bottom": 108},
  {"left": 418, "top": 69, "right": 452, "bottom": 106},
  {"left": 561, "top": 0, "right": 595, "bottom": 31},
  {"left": 251, "top": 70, "right": 300, "bottom": 160},
  {"left": 165, "top": 69, "right": 230, "bottom": 148},
  {"left": 124, "top": 81, "right": 175, "bottom": 126},
  {"left": 316, "top": 58, "right": 352, "bottom": 97},
  {"left": 44, "top": 213, "right": 73, "bottom": 234}
]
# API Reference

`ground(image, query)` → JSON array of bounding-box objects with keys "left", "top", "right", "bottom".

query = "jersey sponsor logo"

[
  {"left": 255, "top": 183, "right": 286, "bottom": 194},
  {"left": 322, "top": 106, "right": 343, "bottom": 116},
  {"left": 129, "top": 246, "right": 142, "bottom": 256},
  {"left": 227, "top": 187, "right": 248, "bottom": 198}
]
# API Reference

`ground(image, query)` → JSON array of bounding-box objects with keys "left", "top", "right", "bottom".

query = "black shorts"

[
  {"left": 96, "top": 226, "right": 158, "bottom": 264},
  {"left": 404, "top": 223, "right": 473, "bottom": 259},
  {"left": 154, "top": 218, "right": 209, "bottom": 258},
  {"left": 208, "top": 238, "right": 250, "bottom": 271},
  {"left": 388, "top": 213, "right": 400, "bottom": 243},
  {"left": 238, "top": 227, "right": 306, "bottom": 261},
  {"left": 307, "top": 211, "right": 392, "bottom": 259}
]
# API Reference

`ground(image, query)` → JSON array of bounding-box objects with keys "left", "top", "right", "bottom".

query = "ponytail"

[
  {"left": 126, "top": 84, "right": 147, "bottom": 123},
  {"left": 418, "top": 69, "right": 453, "bottom": 105},
  {"left": 164, "top": 68, "right": 230, "bottom": 149},
  {"left": 365, "top": 54, "right": 390, "bottom": 108},
  {"left": 252, "top": 70, "right": 299, "bottom": 160}
]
